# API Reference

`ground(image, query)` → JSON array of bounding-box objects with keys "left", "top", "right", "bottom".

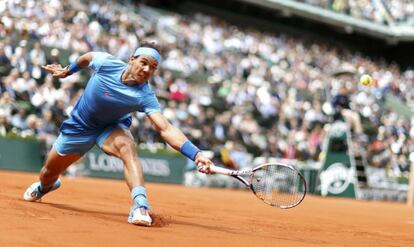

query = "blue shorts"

[{"left": 53, "top": 123, "right": 128, "bottom": 156}]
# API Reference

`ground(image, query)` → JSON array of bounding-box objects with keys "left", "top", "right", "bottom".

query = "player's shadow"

[
  {"left": 42, "top": 202, "right": 236, "bottom": 231},
  {"left": 42, "top": 202, "right": 168, "bottom": 228},
  {"left": 169, "top": 219, "right": 240, "bottom": 234}
]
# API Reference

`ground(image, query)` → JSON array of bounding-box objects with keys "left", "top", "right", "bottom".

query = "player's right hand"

[
  {"left": 195, "top": 152, "right": 214, "bottom": 174},
  {"left": 42, "top": 64, "right": 71, "bottom": 78}
]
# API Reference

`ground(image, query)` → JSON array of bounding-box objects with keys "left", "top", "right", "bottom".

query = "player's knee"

[{"left": 114, "top": 137, "right": 136, "bottom": 154}]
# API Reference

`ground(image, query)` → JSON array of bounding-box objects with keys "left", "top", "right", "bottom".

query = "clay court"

[{"left": 0, "top": 170, "right": 413, "bottom": 247}]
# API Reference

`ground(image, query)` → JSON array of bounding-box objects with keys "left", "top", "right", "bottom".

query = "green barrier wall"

[
  {"left": 0, "top": 137, "right": 44, "bottom": 172},
  {"left": 83, "top": 147, "right": 187, "bottom": 184},
  {"left": 300, "top": 167, "right": 319, "bottom": 194},
  {"left": 0, "top": 136, "right": 187, "bottom": 184}
]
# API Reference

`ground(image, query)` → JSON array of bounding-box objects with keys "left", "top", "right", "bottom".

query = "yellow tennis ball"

[{"left": 360, "top": 74, "right": 373, "bottom": 86}]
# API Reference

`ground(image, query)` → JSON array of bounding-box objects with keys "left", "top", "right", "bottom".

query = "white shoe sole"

[
  {"left": 130, "top": 208, "right": 152, "bottom": 226},
  {"left": 131, "top": 219, "right": 152, "bottom": 227}
]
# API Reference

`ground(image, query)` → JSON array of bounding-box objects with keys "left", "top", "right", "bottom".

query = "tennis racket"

[{"left": 209, "top": 162, "right": 306, "bottom": 209}]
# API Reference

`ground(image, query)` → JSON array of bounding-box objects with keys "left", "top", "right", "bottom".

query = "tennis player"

[{"left": 23, "top": 41, "right": 212, "bottom": 226}]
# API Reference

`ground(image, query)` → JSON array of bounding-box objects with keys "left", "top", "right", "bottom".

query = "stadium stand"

[
  {"left": 296, "top": 0, "right": 414, "bottom": 26},
  {"left": 0, "top": 0, "right": 412, "bottom": 187}
]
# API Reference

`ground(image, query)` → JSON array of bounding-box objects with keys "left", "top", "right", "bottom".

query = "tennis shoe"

[
  {"left": 128, "top": 206, "right": 152, "bottom": 226},
  {"left": 23, "top": 179, "right": 61, "bottom": 202}
]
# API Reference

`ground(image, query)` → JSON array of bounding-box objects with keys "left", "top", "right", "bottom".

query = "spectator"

[
  {"left": 11, "top": 107, "right": 28, "bottom": 131},
  {"left": 332, "top": 85, "right": 363, "bottom": 135},
  {"left": 0, "top": 109, "right": 12, "bottom": 136},
  {"left": 0, "top": 42, "right": 11, "bottom": 76}
]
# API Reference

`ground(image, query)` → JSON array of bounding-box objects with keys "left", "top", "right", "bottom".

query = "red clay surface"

[{"left": 0, "top": 170, "right": 413, "bottom": 247}]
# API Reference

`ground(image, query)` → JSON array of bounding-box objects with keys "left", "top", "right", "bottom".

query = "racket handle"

[{"left": 209, "top": 164, "right": 235, "bottom": 175}]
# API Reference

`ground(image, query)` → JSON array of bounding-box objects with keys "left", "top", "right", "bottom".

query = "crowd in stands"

[
  {"left": 296, "top": 0, "right": 414, "bottom": 26},
  {"left": 0, "top": 0, "right": 412, "bottom": 179}
]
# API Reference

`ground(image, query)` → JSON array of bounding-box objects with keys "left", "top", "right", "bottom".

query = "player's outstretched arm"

[
  {"left": 147, "top": 112, "right": 213, "bottom": 174},
  {"left": 42, "top": 52, "right": 93, "bottom": 78}
]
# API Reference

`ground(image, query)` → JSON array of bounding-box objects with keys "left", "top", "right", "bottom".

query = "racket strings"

[{"left": 251, "top": 165, "right": 305, "bottom": 208}]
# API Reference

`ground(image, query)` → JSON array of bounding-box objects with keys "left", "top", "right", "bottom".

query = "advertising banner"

[{"left": 82, "top": 147, "right": 187, "bottom": 184}]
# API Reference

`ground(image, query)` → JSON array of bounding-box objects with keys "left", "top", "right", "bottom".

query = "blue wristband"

[
  {"left": 180, "top": 140, "right": 200, "bottom": 161},
  {"left": 68, "top": 60, "right": 81, "bottom": 74}
]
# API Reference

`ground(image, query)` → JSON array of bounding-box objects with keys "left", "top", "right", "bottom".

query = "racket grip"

[{"left": 209, "top": 164, "right": 235, "bottom": 175}]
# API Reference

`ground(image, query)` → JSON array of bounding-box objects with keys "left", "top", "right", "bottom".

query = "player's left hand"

[
  {"left": 42, "top": 64, "right": 71, "bottom": 78},
  {"left": 195, "top": 152, "right": 214, "bottom": 174}
]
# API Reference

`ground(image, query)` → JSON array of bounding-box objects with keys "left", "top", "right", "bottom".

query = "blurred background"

[{"left": 0, "top": 0, "right": 413, "bottom": 203}]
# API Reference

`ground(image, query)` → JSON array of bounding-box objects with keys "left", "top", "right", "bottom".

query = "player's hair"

[{"left": 136, "top": 41, "right": 162, "bottom": 56}]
